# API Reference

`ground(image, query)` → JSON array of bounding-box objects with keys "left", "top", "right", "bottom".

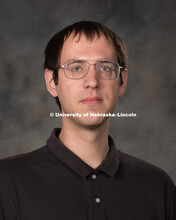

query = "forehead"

[{"left": 60, "top": 32, "right": 117, "bottom": 63}]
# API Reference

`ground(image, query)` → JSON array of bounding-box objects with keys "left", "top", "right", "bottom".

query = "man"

[{"left": 0, "top": 21, "right": 175, "bottom": 220}]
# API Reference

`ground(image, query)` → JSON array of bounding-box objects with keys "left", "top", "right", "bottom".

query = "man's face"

[{"left": 46, "top": 33, "right": 127, "bottom": 128}]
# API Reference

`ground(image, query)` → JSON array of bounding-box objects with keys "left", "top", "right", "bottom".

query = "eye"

[
  {"left": 68, "top": 63, "right": 83, "bottom": 72},
  {"left": 100, "top": 65, "right": 111, "bottom": 72},
  {"left": 98, "top": 61, "right": 115, "bottom": 73},
  {"left": 72, "top": 66, "right": 82, "bottom": 72}
]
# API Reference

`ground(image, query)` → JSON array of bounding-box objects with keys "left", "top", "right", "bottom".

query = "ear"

[
  {"left": 44, "top": 69, "right": 58, "bottom": 97},
  {"left": 119, "top": 69, "right": 128, "bottom": 97}
]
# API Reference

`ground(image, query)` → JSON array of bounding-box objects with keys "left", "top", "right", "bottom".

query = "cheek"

[
  {"left": 108, "top": 83, "right": 120, "bottom": 109},
  {"left": 57, "top": 79, "right": 80, "bottom": 105},
  {"left": 107, "top": 81, "right": 120, "bottom": 99}
]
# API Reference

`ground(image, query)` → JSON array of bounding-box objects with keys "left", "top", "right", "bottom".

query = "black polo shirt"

[{"left": 0, "top": 128, "right": 175, "bottom": 220}]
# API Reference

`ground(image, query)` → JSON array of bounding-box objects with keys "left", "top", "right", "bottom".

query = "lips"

[{"left": 80, "top": 96, "right": 103, "bottom": 105}]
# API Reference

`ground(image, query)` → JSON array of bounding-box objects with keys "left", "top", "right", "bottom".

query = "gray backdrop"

[{"left": 0, "top": 0, "right": 176, "bottom": 183}]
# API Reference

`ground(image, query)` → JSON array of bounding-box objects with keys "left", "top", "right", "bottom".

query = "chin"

[{"left": 75, "top": 115, "right": 109, "bottom": 130}]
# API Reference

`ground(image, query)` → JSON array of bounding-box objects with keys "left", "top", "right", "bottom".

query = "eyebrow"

[{"left": 66, "top": 58, "right": 117, "bottom": 63}]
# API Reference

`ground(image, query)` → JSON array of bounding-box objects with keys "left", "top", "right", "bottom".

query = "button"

[
  {"left": 95, "top": 197, "right": 101, "bottom": 203},
  {"left": 92, "top": 174, "right": 97, "bottom": 179}
]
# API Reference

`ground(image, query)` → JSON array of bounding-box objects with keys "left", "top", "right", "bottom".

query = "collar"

[{"left": 46, "top": 128, "right": 120, "bottom": 177}]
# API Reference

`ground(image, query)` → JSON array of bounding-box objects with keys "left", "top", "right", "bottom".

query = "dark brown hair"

[{"left": 44, "top": 21, "right": 128, "bottom": 109}]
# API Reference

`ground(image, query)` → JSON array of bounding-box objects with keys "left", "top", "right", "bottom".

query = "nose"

[{"left": 83, "top": 64, "right": 100, "bottom": 89}]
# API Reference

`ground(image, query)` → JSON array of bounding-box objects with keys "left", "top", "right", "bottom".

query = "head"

[{"left": 44, "top": 21, "right": 128, "bottom": 110}]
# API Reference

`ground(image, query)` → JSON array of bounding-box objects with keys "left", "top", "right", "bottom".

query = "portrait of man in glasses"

[{"left": 0, "top": 21, "right": 175, "bottom": 220}]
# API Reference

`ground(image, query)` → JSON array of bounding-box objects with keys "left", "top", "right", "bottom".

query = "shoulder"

[
  {"left": 118, "top": 150, "right": 175, "bottom": 188},
  {"left": 117, "top": 151, "right": 176, "bottom": 218},
  {"left": 0, "top": 145, "right": 53, "bottom": 177}
]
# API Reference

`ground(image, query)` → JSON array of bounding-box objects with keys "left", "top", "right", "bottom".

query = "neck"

[{"left": 59, "top": 118, "right": 110, "bottom": 169}]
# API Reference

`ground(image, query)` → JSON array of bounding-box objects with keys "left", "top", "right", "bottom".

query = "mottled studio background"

[{"left": 0, "top": 0, "right": 176, "bottom": 183}]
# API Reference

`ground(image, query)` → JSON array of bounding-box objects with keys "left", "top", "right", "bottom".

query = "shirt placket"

[{"left": 87, "top": 170, "right": 108, "bottom": 220}]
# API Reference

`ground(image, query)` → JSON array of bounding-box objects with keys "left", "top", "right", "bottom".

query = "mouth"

[{"left": 80, "top": 96, "right": 103, "bottom": 105}]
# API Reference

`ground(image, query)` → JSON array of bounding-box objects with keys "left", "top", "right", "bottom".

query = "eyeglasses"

[{"left": 59, "top": 60, "right": 123, "bottom": 80}]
